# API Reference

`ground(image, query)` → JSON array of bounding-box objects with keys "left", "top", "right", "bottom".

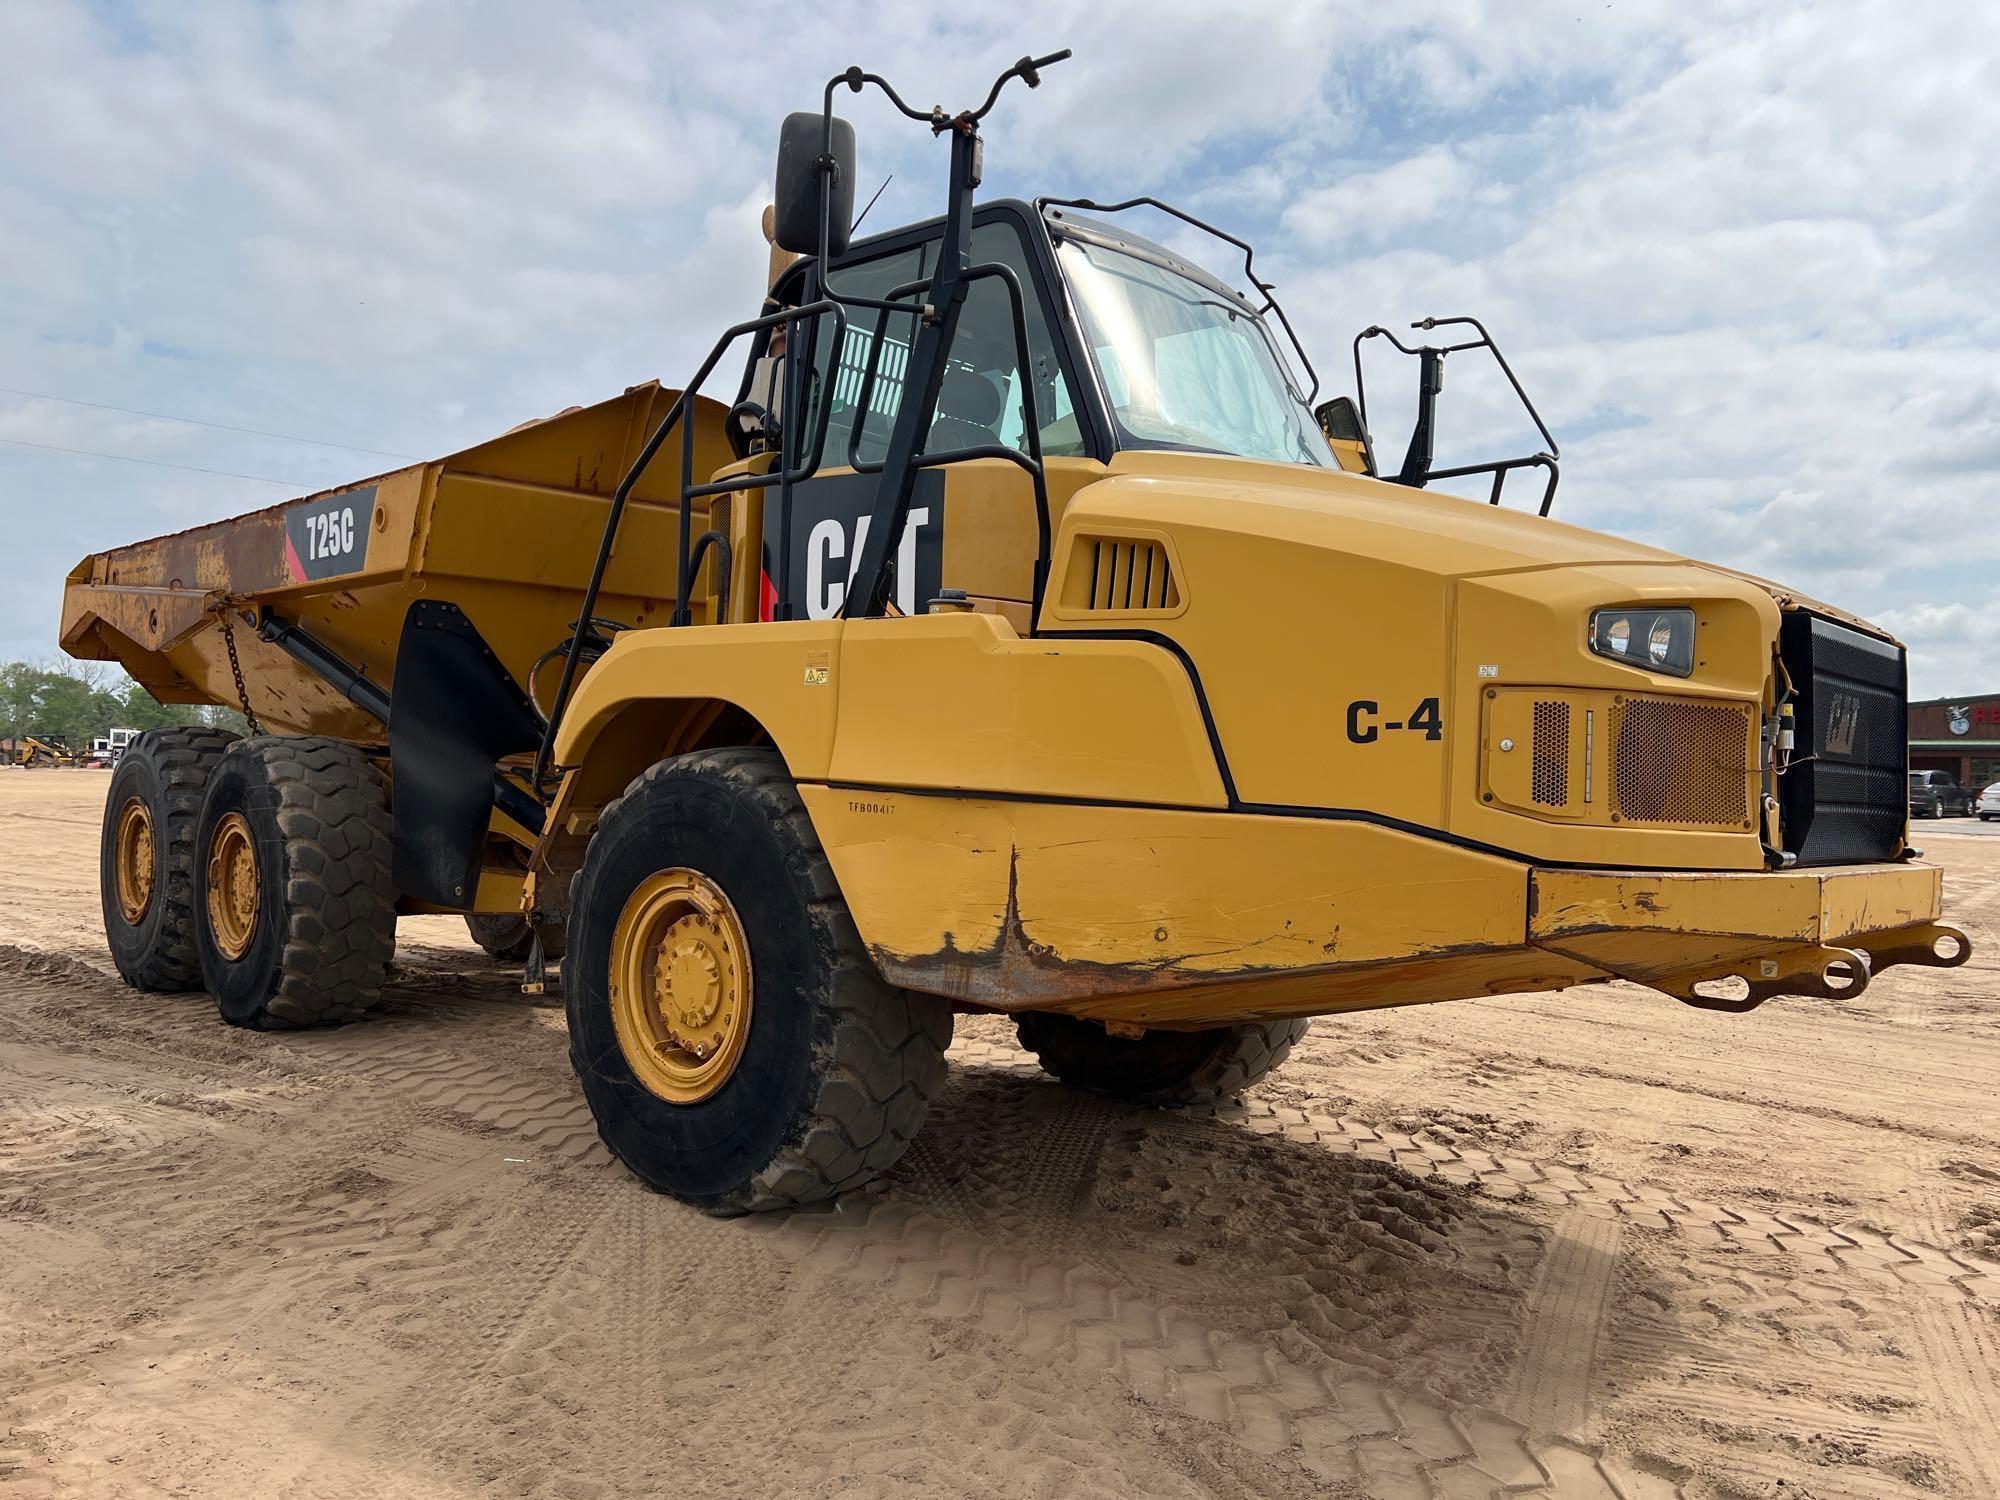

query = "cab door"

[{"left": 761, "top": 209, "right": 1105, "bottom": 629}]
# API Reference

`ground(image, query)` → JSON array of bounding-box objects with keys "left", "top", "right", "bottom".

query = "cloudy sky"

[{"left": 2, "top": 1, "right": 1995, "bottom": 695}]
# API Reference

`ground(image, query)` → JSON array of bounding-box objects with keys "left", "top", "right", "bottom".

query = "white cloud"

[
  {"left": 1285, "top": 148, "right": 1471, "bottom": 247},
  {"left": 1, "top": 0, "right": 1996, "bottom": 702},
  {"left": 1875, "top": 601, "right": 2000, "bottom": 700}
]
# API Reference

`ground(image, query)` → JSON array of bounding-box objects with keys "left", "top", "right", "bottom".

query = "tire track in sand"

[
  {"left": 1507, "top": 1209, "right": 1622, "bottom": 1437},
  {"left": 1911, "top": 1300, "right": 2000, "bottom": 1498},
  {"left": 1, "top": 948, "right": 1978, "bottom": 1497},
  {"left": 757, "top": 1045, "right": 1680, "bottom": 1499}
]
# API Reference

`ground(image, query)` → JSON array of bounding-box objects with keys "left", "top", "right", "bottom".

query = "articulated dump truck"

[{"left": 62, "top": 52, "right": 1969, "bottom": 1212}]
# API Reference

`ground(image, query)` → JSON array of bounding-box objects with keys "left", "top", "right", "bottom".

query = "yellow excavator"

[{"left": 62, "top": 50, "right": 1965, "bottom": 1213}]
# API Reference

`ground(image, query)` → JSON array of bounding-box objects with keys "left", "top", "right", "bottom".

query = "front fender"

[{"left": 550, "top": 620, "right": 847, "bottom": 782}]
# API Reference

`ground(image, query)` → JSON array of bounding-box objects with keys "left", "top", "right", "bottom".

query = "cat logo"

[{"left": 1825, "top": 693, "right": 1861, "bottom": 757}]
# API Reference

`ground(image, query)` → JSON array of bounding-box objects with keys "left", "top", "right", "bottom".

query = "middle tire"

[
  {"left": 1014, "top": 1012, "right": 1311, "bottom": 1107},
  {"left": 465, "top": 912, "right": 566, "bottom": 963},
  {"left": 194, "top": 735, "right": 398, "bottom": 1029},
  {"left": 566, "top": 747, "right": 952, "bottom": 1214}
]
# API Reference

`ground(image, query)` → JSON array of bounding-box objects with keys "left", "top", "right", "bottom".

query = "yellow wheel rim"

[
  {"left": 113, "top": 796, "right": 156, "bottom": 925},
  {"left": 206, "top": 812, "right": 260, "bottom": 961},
  {"left": 609, "top": 867, "right": 753, "bottom": 1104}
]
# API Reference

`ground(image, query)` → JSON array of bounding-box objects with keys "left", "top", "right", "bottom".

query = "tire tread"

[
  {"left": 576, "top": 747, "right": 950, "bottom": 1213},
  {"left": 104, "top": 726, "right": 240, "bottom": 991},
  {"left": 1016, "top": 1012, "right": 1310, "bottom": 1107},
  {"left": 210, "top": 735, "right": 396, "bottom": 1029}
]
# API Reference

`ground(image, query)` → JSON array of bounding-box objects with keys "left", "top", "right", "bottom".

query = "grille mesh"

[
  {"left": 1085, "top": 539, "right": 1176, "bottom": 611},
  {"left": 1530, "top": 700, "right": 1570, "bottom": 806},
  {"left": 1611, "top": 698, "right": 1752, "bottom": 825}
]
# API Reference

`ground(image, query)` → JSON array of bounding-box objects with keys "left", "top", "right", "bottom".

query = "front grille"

[
  {"left": 1531, "top": 700, "right": 1570, "bottom": 806},
  {"left": 1779, "top": 613, "right": 1905, "bottom": 863},
  {"left": 1610, "top": 697, "right": 1754, "bottom": 826}
]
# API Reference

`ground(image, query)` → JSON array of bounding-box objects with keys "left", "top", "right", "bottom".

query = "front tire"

[
  {"left": 1015, "top": 1012, "right": 1311, "bottom": 1107},
  {"left": 194, "top": 736, "right": 397, "bottom": 1029},
  {"left": 99, "top": 727, "right": 239, "bottom": 991},
  {"left": 566, "top": 748, "right": 951, "bottom": 1214}
]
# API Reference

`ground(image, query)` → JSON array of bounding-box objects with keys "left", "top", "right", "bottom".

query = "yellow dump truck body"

[
  {"left": 50, "top": 35, "right": 1977, "bottom": 1221},
  {"left": 63, "top": 388, "right": 1961, "bottom": 1016},
  {"left": 51, "top": 70, "right": 1973, "bottom": 1214},
  {"left": 543, "top": 608, "right": 1954, "bottom": 1025},
  {"left": 60, "top": 383, "right": 734, "bottom": 740}
]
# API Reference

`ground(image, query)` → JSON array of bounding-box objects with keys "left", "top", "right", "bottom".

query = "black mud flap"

[{"left": 389, "top": 601, "right": 544, "bottom": 908}]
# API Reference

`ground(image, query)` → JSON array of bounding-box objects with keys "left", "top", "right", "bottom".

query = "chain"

[{"left": 217, "top": 608, "right": 263, "bottom": 735}]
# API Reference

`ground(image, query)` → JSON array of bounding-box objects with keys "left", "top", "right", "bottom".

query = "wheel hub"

[
  {"left": 609, "top": 868, "right": 752, "bottom": 1102},
  {"left": 206, "top": 812, "right": 260, "bottom": 961},
  {"left": 658, "top": 915, "right": 731, "bottom": 1034},
  {"left": 114, "top": 796, "right": 156, "bottom": 925}
]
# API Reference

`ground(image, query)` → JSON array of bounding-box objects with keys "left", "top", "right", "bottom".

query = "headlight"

[{"left": 1590, "top": 607, "right": 1695, "bottom": 676}]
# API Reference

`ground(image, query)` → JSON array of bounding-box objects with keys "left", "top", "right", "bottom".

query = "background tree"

[{"left": 0, "top": 660, "right": 245, "bottom": 750}]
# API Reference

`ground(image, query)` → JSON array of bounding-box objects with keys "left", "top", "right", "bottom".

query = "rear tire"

[
  {"left": 566, "top": 747, "right": 952, "bottom": 1214},
  {"left": 99, "top": 727, "right": 240, "bottom": 991},
  {"left": 1015, "top": 1013, "right": 1310, "bottom": 1107},
  {"left": 194, "top": 736, "right": 397, "bottom": 1029}
]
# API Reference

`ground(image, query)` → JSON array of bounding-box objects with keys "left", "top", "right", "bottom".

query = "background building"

[{"left": 1908, "top": 695, "right": 2000, "bottom": 790}]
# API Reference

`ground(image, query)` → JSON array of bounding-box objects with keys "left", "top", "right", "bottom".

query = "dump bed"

[{"left": 61, "top": 383, "right": 734, "bottom": 738}]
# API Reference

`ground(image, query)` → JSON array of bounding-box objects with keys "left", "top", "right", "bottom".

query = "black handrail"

[
  {"left": 530, "top": 297, "right": 846, "bottom": 789},
  {"left": 814, "top": 53, "right": 1069, "bottom": 624},
  {"left": 844, "top": 277, "right": 931, "bottom": 473},
  {"left": 817, "top": 53, "right": 1069, "bottom": 319},
  {"left": 534, "top": 52, "right": 1074, "bottom": 789},
  {"left": 1353, "top": 315, "right": 1561, "bottom": 515},
  {"left": 1424, "top": 454, "right": 1561, "bottom": 517},
  {"left": 1355, "top": 316, "right": 1557, "bottom": 455},
  {"left": 840, "top": 261, "right": 1053, "bottom": 621},
  {"left": 1035, "top": 194, "right": 1320, "bottom": 405},
  {"left": 673, "top": 530, "right": 734, "bottom": 627},
  {"left": 674, "top": 303, "right": 849, "bottom": 627}
]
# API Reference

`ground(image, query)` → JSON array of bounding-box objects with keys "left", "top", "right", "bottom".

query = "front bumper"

[
  {"left": 1530, "top": 861, "right": 1966, "bottom": 1010},
  {"left": 803, "top": 787, "right": 1969, "bottom": 1025}
]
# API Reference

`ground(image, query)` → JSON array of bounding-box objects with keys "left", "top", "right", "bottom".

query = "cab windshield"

[{"left": 1055, "top": 235, "right": 1335, "bottom": 468}]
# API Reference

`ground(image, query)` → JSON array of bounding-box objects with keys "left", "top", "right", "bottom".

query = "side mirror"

[
  {"left": 774, "top": 112, "right": 856, "bottom": 258},
  {"left": 1314, "top": 395, "right": 1374, "bottom": 475},
  {"left": 1315, "top": 395, "right": 1364, "bottom": 443}
]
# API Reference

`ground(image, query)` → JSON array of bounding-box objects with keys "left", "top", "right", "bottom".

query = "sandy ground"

[{"left": 1, "top": 769, "right": 1996, "bottom": 1499}]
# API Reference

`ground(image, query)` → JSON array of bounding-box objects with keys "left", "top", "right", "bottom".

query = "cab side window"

[
  {"left": 819, "top": 243, "right": 929, "bottom": 467},
  {"left": 811, "top": 221, "right": 1086, "bottom": 468}
]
